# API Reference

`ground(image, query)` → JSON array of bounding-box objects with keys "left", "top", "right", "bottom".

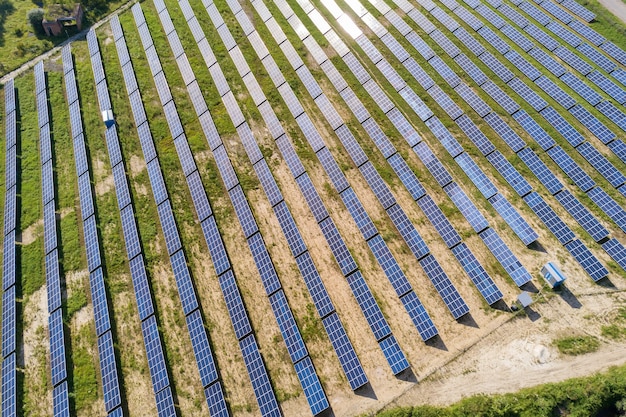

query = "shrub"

[
  {"left": 27, "top": 8, "right": 44, "bottom": 35},
  {"left": 554, "top": 335, "right": 600, "bottom": 356}
]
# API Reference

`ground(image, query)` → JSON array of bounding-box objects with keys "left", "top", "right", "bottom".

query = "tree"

[{"left": 27, "top": 8, "right": 44, "bottom": 35}]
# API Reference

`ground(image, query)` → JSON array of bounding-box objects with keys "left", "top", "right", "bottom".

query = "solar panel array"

[
  {"left": 319, "top": 0, "right": 534, "bottom": 291},
  {"left": 34, "top": 62, "right": 71, "bottom": 417},
  {"left": 62, "top": 44, "right": 123, "bottom": 415},
  {"left": 87, "top": 28, "right": 177, "bottom": 417},
  {"left": 2, "top": 79, "right": 17, "bottom": 417},
  {"left": 392, "top": 0, "right": 623, "bottom": 279}
]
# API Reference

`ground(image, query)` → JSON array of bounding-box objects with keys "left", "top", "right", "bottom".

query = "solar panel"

[
  {"left": 318, "top": 218, "right": 357, "bottom": 276},
  {"left": 542, "top": 0, "right": 573, "bottom": 23},
  {"left": 508, "top": 77, "right": 548, "bottom": 111},
  {"left": 428, "top": 84, "right": 463, "bottom": 120},
  {"left": 43, "top": 204, "right": 58, "bottom": 257},
  {"left": 248, "top": 232, "right": 282, "bottom": 295},
  {"left": 561, "top": 0, "right": 595, "bottom": 21},
  {"left": 361, "top": 118, "right": 396, "bottom": 158},
  {"left": 577, "top": 43, "right": 616, "bottom": 73},
  {"left": 587, "top": 71, "right": 626, "bottom": 104},
  {"left": 587, "top": 187, "right": 626, "bottom": 233},
  {"left": 490, "top": 193, "right": 539, "bottom": 245},
  {"left": 528, "top": 48, "right": 566, "bottom": 78},
  {"left": 171, "top": 249, "right": 200, "bottom": 317},
  {"left": 397, "top": 290, "right": 437, "bottom": 341},
  {"left": 454, "top": 6, "right": 484, "bottom": 30},
  {"left": 2, "top": 287, "right": 15, "bottom": 357},
  {"left": 560, "top": 72, "right": 602, "bottom": 106},
  {"left": 454, "top": 242, "right": 503, "bottom": 304},
  {"left": 217, "top": 269, "right": 252, "bottom": 341},
  {"left": 453, "top": 115, "right": 493, "bottom": 156},
  {"left": 338, "top": 188, "right": 376, "bottom": 240},
  {"left": 416, "top": 194, "right": 462, "bottom": 248},
  {"left": 387, "top": 110, "right": 422, "bottom": 150},
  {"left": 368, "top": 234, "right": 414, "bottom": 297},
  {"left": 600, "top": 41, "right": 626, "bottom": 67},
  {"left": 547, "top": 21, "right": 582, "bottom": 48},
  {"left": 430, "top": 29, "right": 461, "bottom": 58},
  {"left": 52, "top": 381, "right": 70, "bottom": 417},
  {"left": 455, "top": 84, "right": 492, "bottom": 118},
  {"left": 554, "top": 47, "right": 591, "bottom": 76},
  {"left": 45, "top": 249, "right": 61, "bottom": 317},
  {"left": 612, "top": 68, "right": 626, "bottom": 88},
  {"left": 294, "top": 356, "right": 329, "bottom": 415},
  {"left": 156, "top": 200, "right": 182, "bottom": 256},
  {"left": 90, "top": 268, "right": 111, "bottom": 337},
  {"left": 1, "top": 353, "right": 16, "bottom": 417},
  {"left": 335, "top": 125, "right": 368, "bottom": 168},
  {"left": 426, "top": 117, "right": 463, "bottom": 158},
  {"left": 454, "top": 54, "right": 488, "bottom": 86},
  {"left": 185, "top": 309, "right": 219, "bottom": 388},
  {"left": 499, "top": 4, "right": 530, "bottom": 28},
  {"left": 3, "top": 186, "right": 16, "bottom": 235},
  {"left": 524, "top": 191, "right": 575, "bottom": 244},
  {"left": 398, "top": 86, "right": 433, "bottom": 121},
  {"left": 340, "top": 88, "right": 369, "bottom": 124},
  {"left": 316, "top": 147, "right": 350, "bottom": 193},
  {"left": 321, "top": 313, "right": 368, "bottom": 390},
  {"left": 546, "top": 146, "right": 596, "bottom": 191},
  {"left": 274, "top": 201, "right": 308, "bottom": 258},
  {"left": 554, "top": 189, "right": 609, "bottom": 242},
  {"left": 565, "top": 239, "right": 608, "bottom": 281},
  {"left": 420, "top": 254, "right": 469, "bottom": 318},
  {"left": 445, "top": 182, "right": 490, "bottom": 232},
  {"left": 379, "top": 335, "right": 410, "bottom": 375},
  {"left": 486, "top": 150, "right": 533, "bottom": 196},
  {"left": 141, "top": 315, "right": 170, "bottom": 394},
  {"left": 49, "top": 309, "right": 67, "bottom": 386},
  {"left": 386, "top": 203, "right": 431, "bottom": 260},
  {"left": 568, "top": 20, "right": 604, "bottom": 45},
  {"left": 296, "top": 66, "right": 323, "bottom": 101},
  {"left": 534, "top": 75, "right": 577, "bottom": 109},
  {"left": 480, "top": 227, "right": 532, "bottom": 285},
  {"left": 478, "top": 26, "right": 510, "bottom": 53},
  {"left": 295, "top": 113, "right": 324, "bottom": 153},
  {"left": 2, "top": 233, "right": 15, "bottom": 292},
  {"left": 96, "top": 331, "right": 121, "bottom": 412},
  {"left": 455, "top": 152, "right": 498, "bottom": 198},
  {"left": 524, "top": 24, "right": 559, "bottom": 51},
  {"left": 118, "top": 203, "right": 142, "bottom": 261},
  {"left": 482, "top": 81, "right": 520, "bottom": 115},
  {"left": 608, "top": 139, "right": 626, "bottom": 165},
  {"left": 294, "top": 175, "right": 328, "bottom": 224},
  {"left": 454, "top": 27, "right": 486, "bottom": 57},
  {"left": 432, "top": 7, "right": 460, "bottom": 31},
  {"left": 540, "top": 106, "right": 585, "bottom": 147},
  {"left": 602, "top": 238, "right": 626, "bottom": 271},
  {"left": 576, "top": 117, "right": 617, "bottom": 155},
  {"left": 476, "top": 5, "right": 506, "bottom": 28},
  {"left": 520, "top": 1, "right": 552, "bottom": 25},
  {"left": 387, "top": 153, "right": 426, "bottom": 200},
  {"left": 377, "top": 60, "right": 407, "bottom": 91}
]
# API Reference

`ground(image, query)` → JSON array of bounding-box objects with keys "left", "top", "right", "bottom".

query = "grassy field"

[{"left": 2, "top": 0, "right": 626, "bottom": 415}]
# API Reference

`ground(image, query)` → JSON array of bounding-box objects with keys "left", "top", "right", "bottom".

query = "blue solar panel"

[
  {"left": 452, "top": 242, "right": 503, "bottom": 304},
  {"left": 172, "top": 136, "right": 197, "bottom": 178},
  {"left": 454, "top": 5, "right": 484, "bottom": 30},
  {"left": 43, "top": 203, "right": 58, "bottom": 255},
  {"left": 316, "top": 147, "right": 350, "bottom": 193},
  {"left": 345, "top": 270, "right": 391, "bottom": 341},
  {"left": 129, "top": 255, "right": 154, "bottom": 321},
  {"left": 335, "top": 125, "right": 368, "bottom": 169},
  {"left": 295, "top": 174, "right": 329, "bottom": 223},
  {"left": 445, "top": 182, "right": 490, "bottom": 233},
  {"left": 360, "top": 162, "right": 396, "bottom": 210},
  {"left": 429, "top": 55, "right": 461, "bottom": 87},
  {"left": 546, "top": 146, "right": 595, "bottom": 191},
  {"left": 486, "top": 111, "right": 528, "bottom": 152},
  {"left": 416, "top": 194, "right": 462, "bottom": 248},
  {"left": 204, "top": 382, "right": 229, "bottom": 417},
  {"left": 600, "top": 41, "right": 626, "bottom": 67},
  {"left": 420, "top": 254, "right": 469, "bottom": 319},
  {"left": 275, "top": 135, "right": 305, "bottom": 180},
  {"left": 42, "top": 160, "right": 54, "bottom": 204},
  {"left": 455, "top": 115, "right": 495, "bottom": 156},
  {"left": 480, "top": 52, "right": 514, "bottom": 83},
  {"left": 319, "top": 217, "right": 358, "bottom": 275},
  {"left": 90, "top": 268, "right": 111, "bottom": 337},
  {"left": 296, "top": 251, "right": 335, "bottom": 318},
  {"left": 587, "top": 187, "right": 626, "bottom": 233},
  {"left": 517, "top": 147, "right": 564, "bottom": 195},
  {"left": 273, "top": 201, "right": 306, "bottom": 258},
  {"left": 97, "top": 331, "right": 121, "bottom": 412},
  {"left": 428, "top": 84, "right": 463, "bottom": 120},
  {"left": 170, "top": 249, "right": 198, "bottom": 316},
  {"left": 455, "top": 153, "right": 498, "bottom": 198},
  {"left": 534, "top": 75, "right": 577, "bottom": 109},
  {"left": 602, "top": 238, "right": 626, "bottom": 271},
  {"left": 2, "top": 286, "right": 15, "bottom": 357},
  {"left": 528, "top": 48, "right": 566, "bottom": 77},
  {"left": 608, "top": 139, "right": 626, "bottom": 165},
  {"left": 185, "top": 309, "right": 218, "bottom": 387},
  {"left": 379, "top": 335, "right": 410, "bottom": 375},
  {"left": 322, "top": 313, "right": 368, "bottom": 390},
  {"left": 404, "top": 58, "right": 435, "bottom": 90},
  {"left": 387, "top": 108, "right": 423, "bottom": 147},
  {"left": 218, "top": 269, "right": 252, "bottom": 340},
  {"left": 340, "top": 188, "right": 377, "bottom": 241},
  {"left": 185, "top": 171, "right": 212, "bottom": 223},
  {"left": 432, "top": 8, "right": 460, "bottom": 31},
  {"left": 154, "top": 386, "right": 176, "bottom": 417},
  {"left": 482, "top": 81, "right": 520, "bottom": 115},
  {"left": 454, "top": 54, "right": 488, "bottom": 86},
  {"left": 486, "top": 150, "right": 533, "bottom": 197},
  {"left": 400, "top": 290, "right": 438, "bottom": 341},
  {"left": 248, "top": 232, "right": 282, "bottom": 295},
  {"left": 399, "top": 86, "right": 433, "bottom": 121},
  {"left": 454, "top": 27, "right": 486, "bottom": 56},
  {"left": 49, "top": 309, "right": 67, "bottom": 386},
  {"left": 508, "top": 77, "right": 548, "bottom": 111},
  {"left": 241, "top": 340, "right": 279, "bottom": 416},
  {"left": 577, "top": 43, "right": 616, "bottom": 73},
  {"left": 568, "top": 20, "right": 603, "bottom": 45},
  {"left": 4, "top": 186, "right": 16, "bottom": 235},
  {"left": 506, "top": 50, "right": 542, "bottom": 80},
  {"left": 560, "top": 72, "right": 602, "bottom": 106},
  {"left": 294, "top": 356, "right": 329, "bottom": 415},
  {"left": 386, "top": 203, "right": 431, "bottom": 259},
  {"left": 476, "top": 5, "right": 506, "bottom": 29},
  {"left": 542, "top": 0, "right": 573, "bottom": 23},
  {"left": 454, "top": 83, "right": 492, "bottom": 118},
  {"left": 569, "top": 106, "right": 615, "bottom": 144},
  {"left": 479, "top": 227, "right": 532, "bottom": 286},
  {"left": 524, "top": 191, "right": 575, "bottom": 244},
  {"left": 141, "top": 315, "right": 170, "bottom": 394},
  {"left": 295, "top": 113, "right": 324, "bottom": 153},
  {"left": 120, "top": 205, "right": 141, "bottom": 260},
  {"left": 565, "top": 239, "right": 608, "bottom": 281},
  {"left": 488, "top": 193, "right": 539, "bottom": 245},
  {"left": 229, "top": 185, "right": 259, "bottom": 239},
  {"left": 414, "top": 142, "right": 454, "bottom": 187},
  {"left": 587, "top": 71, "right": 626, "bottom": 103},
  {"left": 2, "top": 232, "right": 15, "bottom": 291},
  {"left": 368, "top": 234, "right": 413, "bottom": 297},
  {"left": 387, "top": 153, "right": 426, "bottom": 200},
  {"left": 52, "top": 381, "right": 70, "bottom": 417},
  {"left": 1, "top": 353, "right": 16, "bottom": 417},
  {"left": 554, "top": 189, "right": 609, "bottom": 242},
  {"left": 111, "top": 161, "right": 130, "bottom": 210},
  {"left": 361, "top": 118, "right": 396, "bottom": 159},
  {"left": 500, "top": 5, "right": 530, "bottom": 28}
]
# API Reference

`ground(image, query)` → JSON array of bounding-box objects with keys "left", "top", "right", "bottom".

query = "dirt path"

[
  {"left": 0, "top": 0, "right": 137, "bottom": 85},
  {"left": 597, "top": 0, "right": 626, "bottom": 24}
]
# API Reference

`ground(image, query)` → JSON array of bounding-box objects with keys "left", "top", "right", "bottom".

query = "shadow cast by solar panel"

[
  {"left": 595, "top": 276, "right": 616, "bottom": 289},
  {"left": 490, "top": 299, "right": 511, "bottom": 312},
  {"left": 527, "top": 240, "right": 547, "bottom": 253},
  {"left": 524, "top": 307, "right": 541, "bottom": 322},
  {"left": 456, "top": 312, "right": 479, "bottom": 328},
  {"left": 425, "top": 334, "right": 448, "bottom": 351},
  {"left": 395, "top": 367, "right": 418, "bottom": 384},
  {"left": 520, "top": 281, "right": 539, "bottom": 294},
  {"left": 317, "top": 406, "right": 336, "bottom": 417},
  {"left": 554, "top": 286, "right": 582, "bottom": 309},
  {"left": 354, "top": 381, "right": 378, "bottom": 399}
]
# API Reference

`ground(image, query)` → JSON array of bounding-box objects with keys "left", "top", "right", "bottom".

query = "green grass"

[
  {"left": 554, "top": 335, "right": 600, "bottom": 355},
  {"left": 72, "top": 326, "right": 98, "bottom": 411},
  {"left": 377, "top": 362, "right": 626, "bottom": 417}
]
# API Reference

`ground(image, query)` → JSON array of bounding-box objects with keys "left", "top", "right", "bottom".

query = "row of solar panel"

[
  {"left": 343, "top": 1, "right": 535, "bottom": 291},
  {"left": 155, "top": 4, "right": 329, "bottom": 413},
  {"left": 393, "top": 0, "right": 617, "bottom": 280},
  {"left": 2, "top": 79, "right": 18, "bottom": 417},
  {"left": 87, "top": 25, "right": 179, "bottom": 417},
  {"left": 62, "top": 44, "right": 124, "bottom": 415}
]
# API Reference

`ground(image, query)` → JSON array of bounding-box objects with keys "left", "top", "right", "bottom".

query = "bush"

[
  {"left": 554, "top": 335, "right": 600, "bottom": 356},
  {"left": 27, "top": 8, "right": 44, "bottom": 35}
]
